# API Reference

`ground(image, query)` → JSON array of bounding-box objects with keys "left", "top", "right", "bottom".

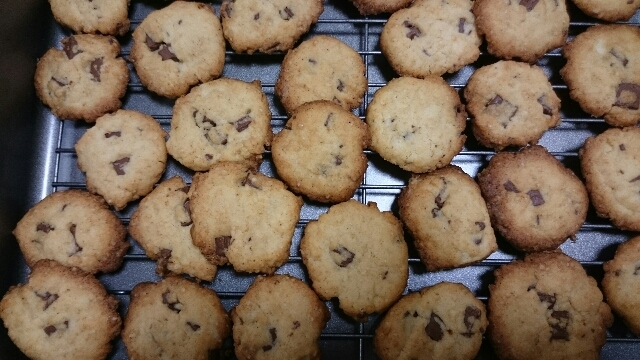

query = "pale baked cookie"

[
  {"left": 48, "top": 0, "right": 130, "bottom": 36},
  {"left": 365, "top": 76, "right": 466, "bottom": 173},
  {"left": 473, "top": 0, "right": 569, "bottom": 63},
  {"left": 166, "top": 78, "right": 272, "bottom": 171},
  {"left": 602, "top": 235, "right": 640, "bottom": 336},
  {"left": 300, "top": 200, "right": 408, "bottom": 321},
  {"left": 34, "top": 34, "right": 128, "bottom": 122},
  {"left": 0, "top": 260, "right": 121, "bottom": 360},
  {"left": 128, "top": 176, "right": 217, "bottom": 282},
  {"left": 275, "top": 35, "right": 367, "bottom": 114},
  {"left": 464, "top": 60, "right": 561, "bottom": 150},
  {"left": 488, "top": 251, "right": 613, "bottom": 360},
  {"left": 189, "top": 162, "right": 303, "bottom": 274},
  {"left": 130, "top": 1, "right": 226, "bottom": 98},
  {"left": 348, "top": 0, "right": 413, "bottom": 15},
  {"left": 477, "top": 145, "right": 589, "bottom": 252},
  {"left": 398, "top": 165, "right": 497, "bottom": 271},
  {"left": 570, "top": 0, "right": 640, "bottom": 22},
  {"left": 561, "top": 24, "right": 640, "bottom": 127},
  {"left": 75, "top": 109, "right": 167, "bottom": 211},
  {"left": 579, "top": 127, "right": 640, "bottom": 231},
  {"left": 12, "top": 190, "right": 128, "bottom": 274},
  {"left": 380, "top": 0, "right": 481, "bottom": 78},
  {"left": 122, "top": 276, "right": 231, "bottom": 360},
  {"left": 374, "top": 282, "right": 487, "bottom": 360},
  {"left": 221, "top": 0, "right": 323, "bottom": 54},
  {"left": 230, "top": 275, "right": 330, "bottom": 360},
  {"left": 271, "top": 100, "right": 370, "bottom": 203}
]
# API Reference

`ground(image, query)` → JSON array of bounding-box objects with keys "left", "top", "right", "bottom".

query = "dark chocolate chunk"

[
  {"left": 215, "top": 236, "right": 233, "bottom": 257},
  {"left": 614, "top": 83, "right": 640, "bottom": 110},
  {"left": 254, "top": 13, "right": 260, "bottom": 20},
  {"left": 158, "top": 44, "right": 179, "bottom": 62},
  {"left": 519, "top": 0, "right": 540, "bottom": 11},
  {"left": 551, "top": 310, "right": 570, "bottom": 320},
  {"left": 629, "top": 175, "right": 640, "bottom": 183},
  {"left": 308, "top": 58, "right": 317, "bottom": 64},
  {"left": 44, "top": 325, "right": 57, "bottom": 336},
  {"left": 335, "top": 155, "right": 343, "bottom": 166},
  {"left": 62, "top": 36, "right": 82, "bottom": 60},
  {"left": 537, "top": 95, "right": 553, "bottom": 116},
  {"left": 36, "top": 291, "right": 60, "bottom": 310},
  {"left": 434, "top": 193, "right": 445, "bottom": 209},
  {"left": 187, "top": 321, "right": 201, "bottom": 331},
  {"left": 178, "top": 185, "right": 190, "bottom": 193},
  {"left": 157, "top": 248, "right": 172, "bottom": 276},
  {"left": 37, "top": 222, "right": 54, "bottom": 233},
  {"left": 112, "top": 157, "right": 130, "bottom": 175},
  {"left": 475, "top": 221, "right": 485, "bottom": 231},
  {"left": 234, "top": 115, "right": 252, "bottom": 132},
  {"left": 550, "top": 324, "right": 569, "bottom": 341},
  {"left": 161, "top": 290, "right": 183, "bottom": 313},
  {"left": 403, "top": 21, "right": 422, "bottom": 40},
  {"left": 205, "top": 154, "right": 213, "bottom": 160},
  {"left": 474, "top": 238, "right": 482, "bottom": 245},
  {"left": 68, "top": 224, "right": 82, "bottom": 256},
  {"left": 293, "top": 321, "right": 300, "bottom": 329},
  {"left": 262, "top": 345, "right": 273, "bottom": 352},
  {"left": 620, "top": 144, "right": 626, "bottom": 151},
  {"left": 458, "top": 18, "right": 467, "bottom": 34},
  {"left": 279, "top": 6, "right": 294, "bottom": 20},
  {"left": 527, "top": 190, "right": 545, "bottom": 206},
  {"left": 610, "top": 49, "right": 629, "bottom": 67},
  {"left": 269, "top": 327, "right": 277, "bottom": 342},
  {"left": 537, "top": 291, "right": 556, "bottom": 309},
  {"left": 503, "top": 180, "right": 520, "bottom": 193},
  {"left": 332, "top": 245, "right": 355, "bottom": 267},
  {"left": 181, "top": 200, "right": 192, "bottom": 226},
  {"left": 337, "top": 80, "right": 345, "bottom": 92},
  {"left": 52, "top": 77, "right": 68, "bottom": 86},
  {"left": 461, "top": 306, "right": 481, "bottom": 337},
  {"left": 105, "top": 131, "right": 121, "bottom": 138},
  {"left": 145, "top": 34, "right": 161, "bottom": 51},
  {"left": 425, "top": 312, "right": 445, "bottom": 341},
  {"left": 487, "top": 95, "right": 504, "bottom": 106},
  {"left": 89, "top": 57, "right": 103, "bottom": 82}
]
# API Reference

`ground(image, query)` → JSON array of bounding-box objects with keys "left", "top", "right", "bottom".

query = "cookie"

[
  {"left": 275, "top": 35, "right": 367, "bottom": 114},
  {"left": 34, "top": 34, "right": 128, "bottom": 122},
  {"left": 130, "top": 1, "right": 226, "bottom": 98},
  {"left": 477, "top": 145, "right": 589, "bottom": 252},
  {"left": 560, "top": 24, "right": 640, "bottom": 127},
  {"left": 464, "top": 60, "right": 562, "bottom": 150},
  {"left": 230, "top": 275, "right": 330, "bottom": 360},
  {"left": 398, "top": 165, "right": 497, "bottom": 271},
  {"left": 348, "top": 0, "right": 413, "bottom": 15},
  {"left": 379, "top": 0, "right": 481, "bottom": 78},
  {"left": 121, "top": 276, "right": 231, "bottom": 360},
  {"left": 221, "top": 0, "right": 323, "bottom": 54},
  {"left": 570, "top": 0, "right": 640, "bottom": 22},
  {"left": 48, "top": 0, "right": 130, "bottom": 36},
  {"left": 128, "top": 176, "right": 217, "bottom": 281},
  {"left": 579, "top": 127, "right": 640, "bottom": 231},
  {"left": 473, "top": 0, "right": 569, "bottom": 63},
  {"left": 365, "top": 76, "right": 466, "bottom": 173},
  {"left": 189, "top": 162, "right": 303, "bottom": 274},
  {"left": 300, "top": 200, "right": 408, "bottom": 321},
  {"left": 602, "top": 235, "right": 640, "bottom": 336},
  {"left": 0, "top": 260, "right": 121, "bottom": 360},
  {"left": 166, "top": 78, "right": 273, "bottom": 172},
  {"left": 12, "top": 189, "right": 128, "bottom": 274},
  {"left": 75, "top": 109, "right": 167, "bottom": 211},
  {"left": 373, "top": 282, "right": 487, "bottom": 360},
  {"left": 271, "top": 100, "right": 370, "bottom": 203},
  {"left": 488, "top": 251, "right": 613, "bottom": 360}
]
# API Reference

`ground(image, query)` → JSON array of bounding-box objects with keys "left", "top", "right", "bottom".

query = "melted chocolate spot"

[
  {"left": 550, "top": 324, "right": 569, "bottom": 341},
  {"left": 162, "top": 290, "right": 182, "bottom": 313},
  {"left": 537, "top": 95, "right": 553, "bottom": 116},
  {"left": 620, "top": 144, "right": 626, "bottom": 151},
  {"left": 537, "top": 291, "right": 556, "bottom": 309},
  {"left": 254, "top": 13, "right": 260, "bottom": 20},
  {"left": 630, "top": 175, "right": 640, "bottom": 182},
  {"left": 44, "top": 325, "right": 57, "bottom": 336},
  {"left": 269, "top": 327, "right": 277, "bottom": 342},
  {"left": 475, "top": 221, "right": 485, "bottom": 231},
  {"left": 234, "top": 115, "right": 252, "bottom": 132},
  {"left": 293, "top": 321, "right": 300, "bottom": 329},
  {"left": 519, "top": 0, "right": 540, "bottom": 11},
  {"left": 158, "top": 44, "right": 179, "bottom": 62},
  {"left": 614, "top": 83, "right": 640, "bottom": 110},
  {"left": 262, "top": 345, "right": 273, "bottom": 352},
  {"left": 335, "top": 156, "right": 343, "bottom": 166},
  {"left": 279, "top": 6, "right": 294, "bottom": 20},
  {"left": 205, "top": 154, "right": 213, "bottom": 160},
  {"left": 145, "top": 34, "right": 161, "bottom": 51},
  {"left": 37, "top": 222, "right": 54, "bottom": 233},
  {"left": 187, "top": 322, "right": 200, "bottom": 331},
  {"left": 332, "top": 245, "right": 355, "bottom": 267},
  {"left": 503, "top": 180, "right": 520, "bottom": 193},
  {"left": 105, "top": 131, "right": 121, "bottom": 138},
  {"left": 425, "top": 312, "right": 445, "bottom": 341},
  {"left": 458, "top": 18, "right": 467, "bottom": 34},
  {"left": 36, "top": 292, "right": 59, "bottom": 310},
  {"left": 527, "top": 190, "right": 545, "bottom": 206},
  {"left": 112, "top": 157, "right": 130, "bottom": 175},
  {"left": 62, "top": 36, "right": 82, "bottom": 59},
  {"left": 403, "top": 21, "right": 422, "bottom": 40},
  {"left": 178, "top": 185, "right": 190, "bottom": 193},
  {"left": 337, "top": 80, "right": 345, "bottom": 92},
  {"left": 308, "top": 58, "right": 317, "bottom": 64},
  {"left": 487, "top": 95, "right": 503, "bottom": 106},
  {"left": 157, "top": 248, "right": 172, "bottom": 275},
  {"left": 181, "top": 200, "right": 192, "bottom": 226},
  {"left": 462, "top": 306, "right": 481, "bottom": 337},
  {"left": 90, "top": 58, "right": 103, "bottom": 82},
  {"left": 215, "top": 236, "right": 232, "bottom": 257}
]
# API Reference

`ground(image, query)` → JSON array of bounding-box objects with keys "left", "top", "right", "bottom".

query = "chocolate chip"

[
  {"left": 527, "top": 190, "right": 545, "bottom": 206},
  {"left": 461, "top": 306, "right": 481, "bottom": 337},
  {"left": 62, "top": 36, "right": 82, "bottom": 60},
  {"left": 537, "top": 291, "right": 556, "bottom": 309},
  {"left": 279, "top": 6, "right": 294, "bottom": 20},
  {"left": 614, "top": 83, "right": 640, "bottom": 110},
  {"left": 527, "top": 284, "right": 536, "bottom": 291},
  {"left": 550, "top": 324, "right": 569, "bottom": 341},
  {"left": 234, "top": 115, "right": 252, "bottom": 132},
  {"left": 187, "top": 322, "right": 200, "bottom": 331},
  {"left": 254, "top": 13, "right": 260, "bottom": 20},
  {"left": 36, "top": 291, "right": 59, "bottom": 310},
  {"left": 425, "top": 312, "right": 445, "bottom": 341},
  {"left": 324, "top": 113, "right": 333, "bottom": 127},
  {"left": 610, "top": 49, "right": 629, "bottom": 67},
  {"left": 331, "top": 245, "right": 355, "bottom": 267},
  {"left": 52, "top": 77, "right": 68, "bottom": 86},
  {"left": 458, "top": 18, "right": 467, "bottom": 34},
  {"left": 293, "top": 321, "right": 300, "bottom": 329},
  {"left": 157, "top": 248, "right": 172, "bottom": 275},
  {"left": 551, "top": 310, "right": 570, "bottom": 320},
  {"left": 178, "top": 185, "right": 190, "bottom": 193},
  {"left": 162, "top": 290, "right": 183, "bottom": 313},
  {"left": 382, "top": 270, "right": 388, "bottom": 279},
  {"left": 519, "top": 0, "right": 540, "bottom": 11},
  {"left": 403, "top": 21, "right": 421, "bottom": 40},
  {"left": 68, "top": 224, "right": 82, "bottom": 256},
  {"left": 112, "top": 157, "right": 130, "bottom": 175},
  {"left": 145, "top": 34, "right": 161, "bottom": 51},
  {"left": 475, "top": 221, "right": 485, "bottom": 231},
  {"left": 104, "top": 131, "right": 121, "bottom": 138},
  {"left": 337, "top": 80, "right": 345, "bottom": 92},
  {"left": 215, "top": 236, "right": 232, "bottom": 257},
  {"left": 474, "top": 238, "right": 482, "bottom": 245},
  {"left": 537, "top": 95, "right": 553, "bottom": 116},
  {"left": 435, "top": 193, "right": 445, "bottom": 209},
  {"left": 308, "top": 58, "right": 316, "bottom": 64},
  {"left": 487, "top": 95, "right": 503, "bottom": 106},
  {"left": 630, "top": 175, "right": 640, "bottom": 183},
  {"left": 335, "top": 155, "right": 343, "bottom": 166},
  {"left": 37, "top": 222, "right": 54, "bottom": 233},
  {"left": 620, "top": 144, "right": 626, "bottom": 151},
  {"left": 181, "top": 200, "right": 192, "bottom": 226},
  {"left": 158, "top": 44, "right": 179, "bottom": 62},
  {"left": 44, "top": 325, "right": 57, "bottom": 336},
  {"left": 269, "top": 327, "right": 277, "bottom": 342},
  {"left": 503, "top": 180, "right": 520, "bottom": 193},
  {"left": 90, "top": 57, "right": 103, "bottom": 82},
  {"left": 205, "top": 154, "right": 213, "bottom": 160}
]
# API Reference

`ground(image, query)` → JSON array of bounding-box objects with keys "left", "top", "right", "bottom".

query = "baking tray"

[{"left": 0, "top": 0, "right": 639, "bottom": 359}]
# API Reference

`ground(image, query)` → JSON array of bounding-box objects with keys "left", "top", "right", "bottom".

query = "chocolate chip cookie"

[
  {"left": 374, "top": 282, "right": 487, "bottom": 360},
  {"left": 231, "top": 275, "right": 330, "bottom": 360},
  {"left": 34, "top": 34, "right": 128, "bottom": 122},
  {"left": 48, "top": 0, "right": 130, "bottom": 36},
  {"left": 477, "top": 145, "right": 589, "bottom": 252},
  {"left": 561, "top": 24, "right": 640, "bottom": 127},
  {"left": 464, "top": 60, "right": 561, "bottom": 150},
  {"left": 0, "top": 260, "right": 121, "bottom": 360},
  {"left": 300, "top": 200, "right": 408, "bottom": 321},
  {"left": 75, "top": 109, "right": 167, "bottom": 211},
  {"left": 13, "top": 189, "right": 128, "bottom": 274},
  {"left": 348, "top": 0, "right": 413, "bottom": 15},
  {"left": 570, "top": 0, "right": 640, "bottom": 21},
  {"left": 488, "top": 251, "right": 613, "bottom": 360}
]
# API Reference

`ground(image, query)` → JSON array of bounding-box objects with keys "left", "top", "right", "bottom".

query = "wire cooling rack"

[{"left": 35, "top": 1, "right": 640, "bottom": 359}]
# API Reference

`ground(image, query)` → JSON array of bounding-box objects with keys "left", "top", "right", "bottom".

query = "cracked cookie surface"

[
  {"left": 488, "top": 251, "right": 613, "bottom": 360},
  {"left": 75, "top": 109, "right": 167, "bottom": 211},
  {"left": 477, "top": 145, "right": 589, "bottom": 252},
  {"left": 374, "top": 282, "right": 487, "bottom": 360},
  {"left": 130, "top": 1, "right": 225, "bottom": 98},
  {"left": 48, "top": 0, "right": 130, "bottom": 36},
  {"left": 34, "top": 34, "right": 128, "bottom": 122},
  {"left": 122, "top": 276, "right": 230, "bottom": 360},
  {"left": 0, "top": 260, "right": 121, "bottom": 360},
  {"left": 13, "top": 190, "right": 128, "bottom": 274},
  {"left": 300, "top": 200, "right": 408, "bottom": 321},
  {"left": 398, "top": 165, "right": 497, "bottom": 271},
  {"left": 365, "top": 76, "right": 466, "bottom": 173}
]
